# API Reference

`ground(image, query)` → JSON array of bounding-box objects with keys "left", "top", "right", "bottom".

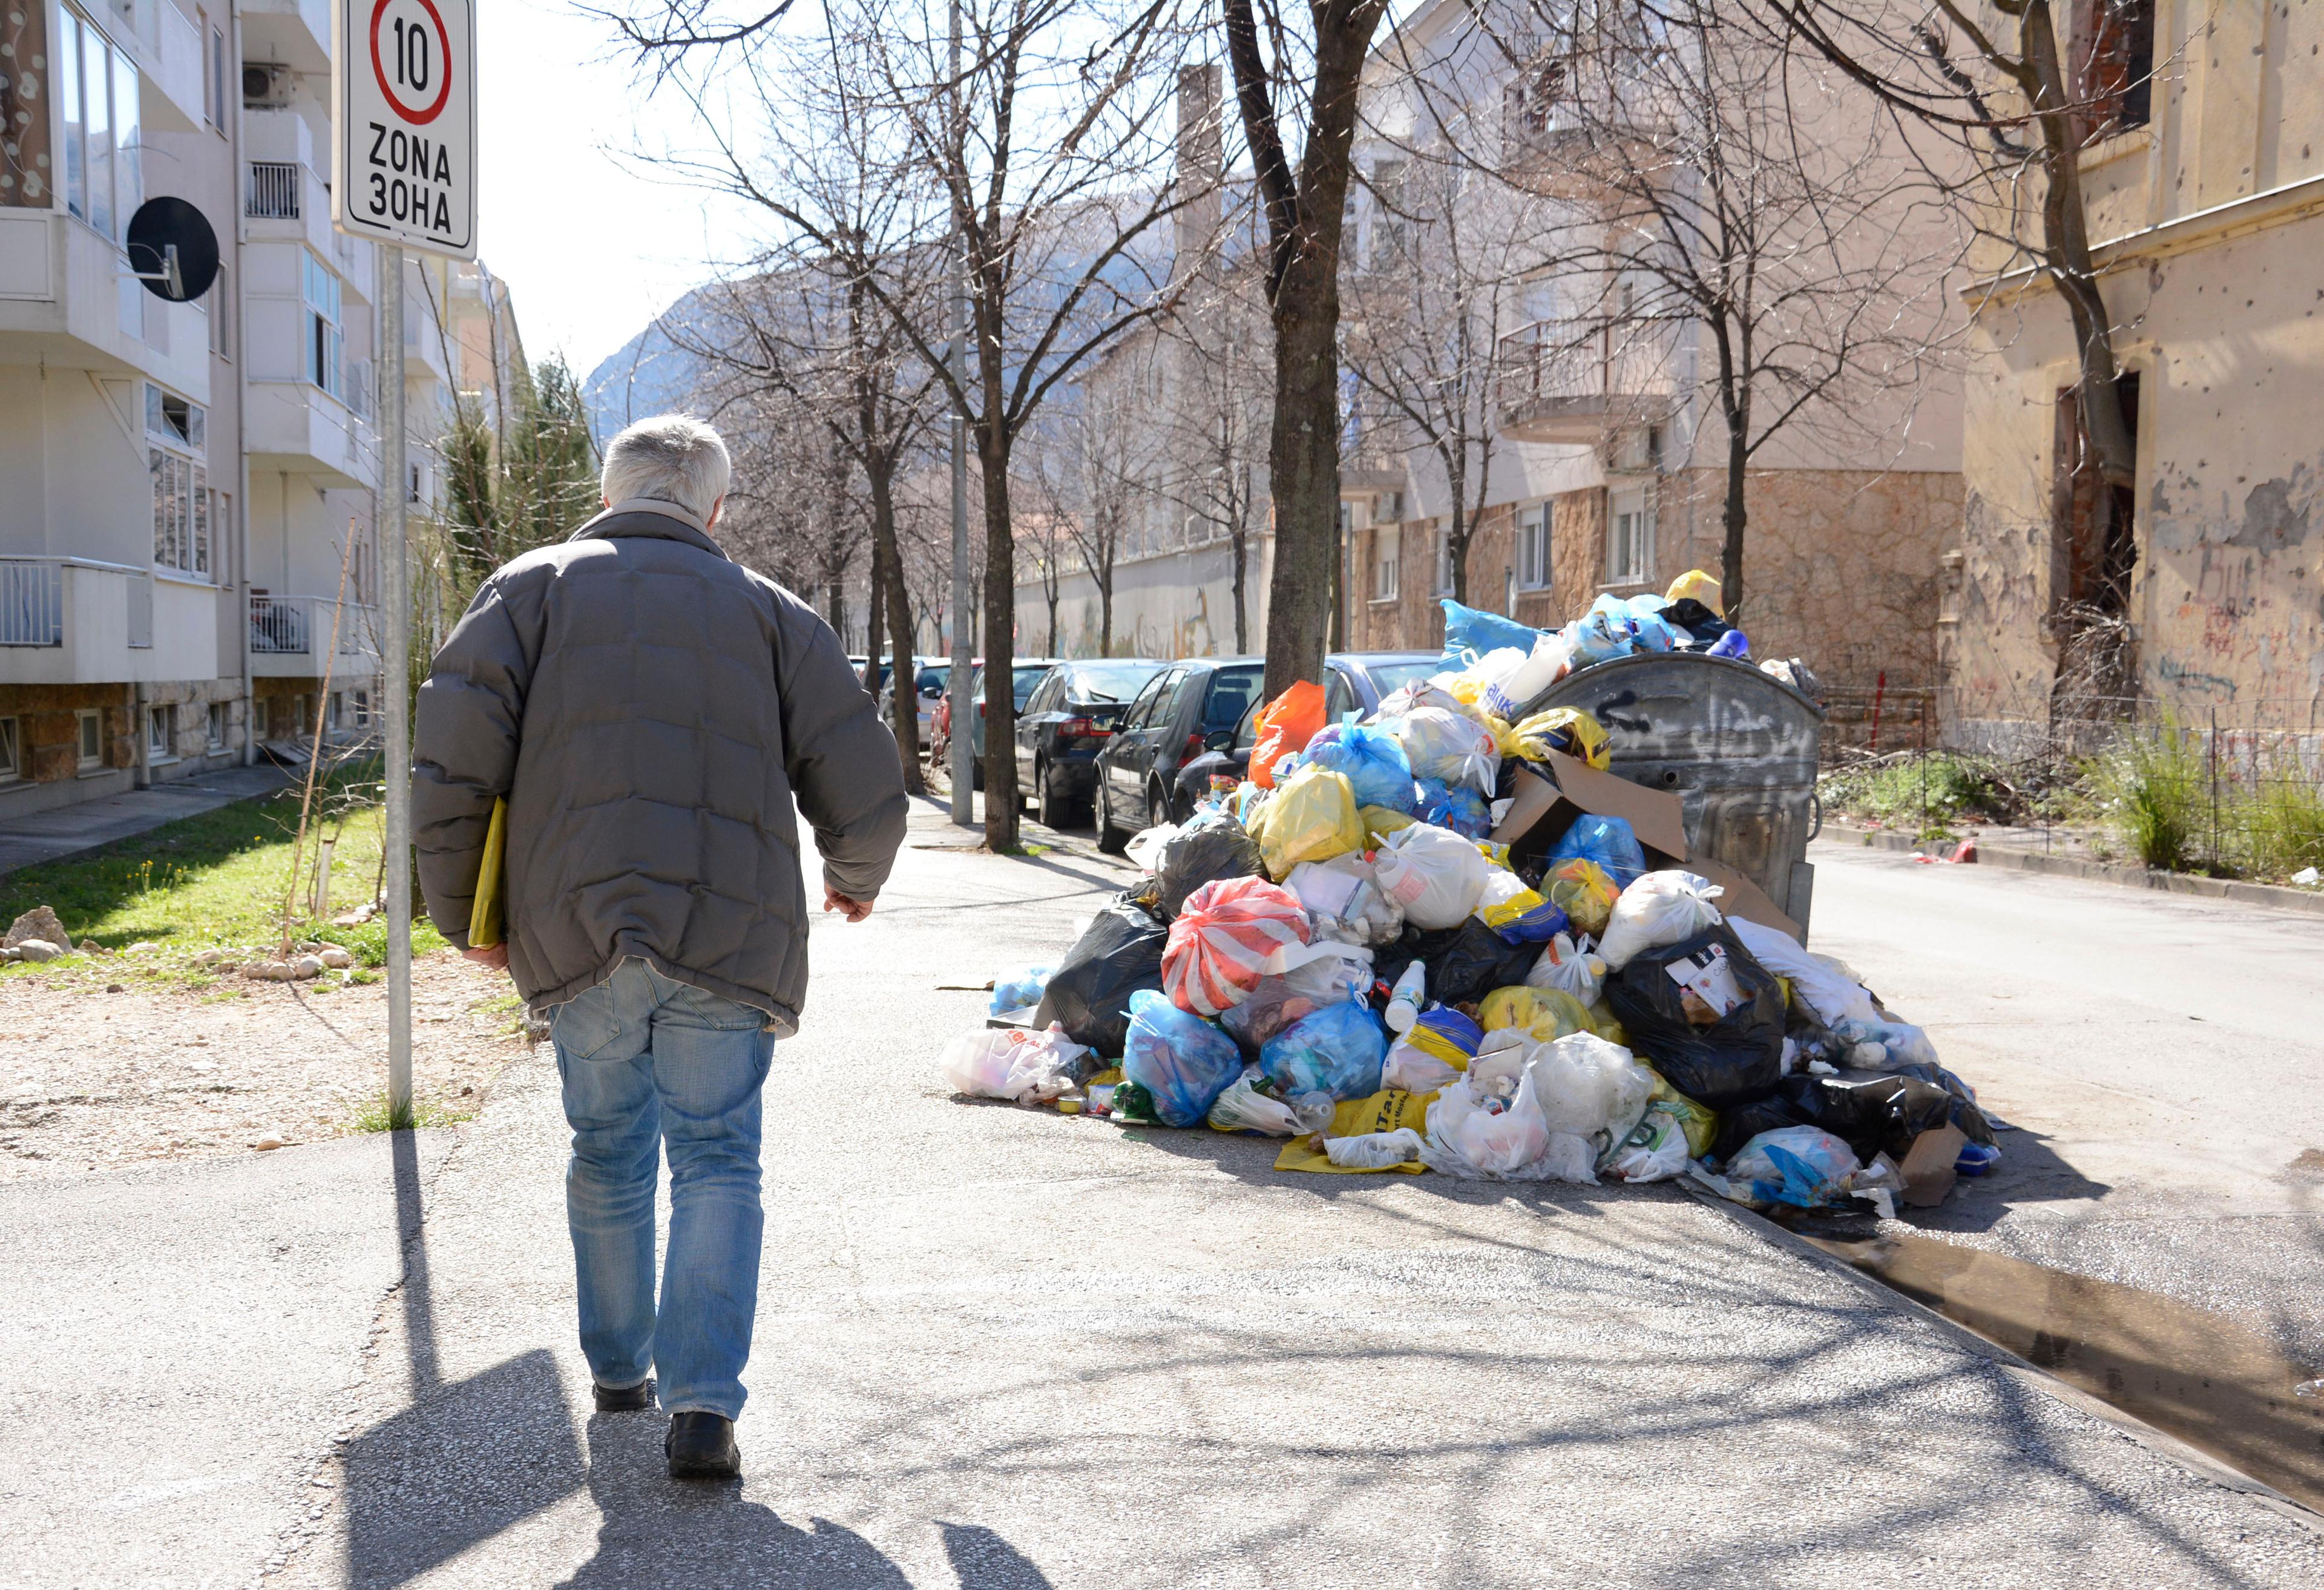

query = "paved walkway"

[{"left": 0, "top": 763, "right": 292, "bottom": 875}]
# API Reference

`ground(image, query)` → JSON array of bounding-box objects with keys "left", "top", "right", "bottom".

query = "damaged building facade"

[{"left": 1947, "top": 0, "right": 2324, "bottom": 741}]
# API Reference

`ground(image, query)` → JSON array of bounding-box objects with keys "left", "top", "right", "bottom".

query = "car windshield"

[
  {"left": 916, "top": 666, "right": 948, "bottom": 693},
  {"left": 1202, "top": 664, "right": 1264, "bottom": 734},
  {"left": 1359, "top": 658, "right": 1440, "bottom": 701},
  {"left": 1012, "top": 665, "right": 1052, "bottom": 708},
  {"left": 1065, "top": 660, "right": 1163, "bottom": 703}
]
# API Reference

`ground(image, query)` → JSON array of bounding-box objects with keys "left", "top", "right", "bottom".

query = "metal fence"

[
  {"left": 0, "top": 560, "right": 64, "bottom": 647},
  {"left": 250, "top": 595, "right": 310, "bottom": 654}
]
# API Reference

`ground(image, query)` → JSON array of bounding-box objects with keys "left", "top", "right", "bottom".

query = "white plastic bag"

[
  {"left": 1525, "top": 931, "right": 1606, "bottom": 1005},
  {"left": 1208, "top": 1068, "right": 1336, "bottom": 1136},
  {"left": 1422, "top": 1069, "right": 1600, "bottom": 1183},
  {"left": 1727, "top": 918, "right": 1878, "bottom": 1028},
  {"left": 1288, "top": 854, "right": 1405, "bottom": 945},
  {"left": 1380, "top": 1040, "right": 1463, "bottom": 1094},
  {"left": 1602, "top": 1103, "right": 1693, "bottom": 1183},
  {"left": 1323, "top": 1127, "right": 1425, "bottom": 1169},
  {"left": 1371, "top": 821, "right": 1491, "bottom": 930},
  {"left": 1597, "top": 870, "right": 1724, "bottom": 970},
  {"left": 1459, "top": 632, "right": 1573, "bottom": 718},
  {"left": 1526, "top": 1031, "right": 1653, "bottom": 1140},
  {"left": 938, "top": 1024, "right": 1091, "bottom": 1104},
  {"left": 1124, "top": 823, "right": 1180, "bottom": 874},
  {"left": 1381, "top": 706, "right": 1501, "bottom": 793}
]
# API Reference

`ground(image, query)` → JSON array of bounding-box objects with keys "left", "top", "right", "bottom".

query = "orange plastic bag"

[{"left": 1249, "top": 681, "right": 1326, "bottom": 789}]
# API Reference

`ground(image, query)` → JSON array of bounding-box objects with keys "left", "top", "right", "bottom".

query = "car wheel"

[
  {"left": 1096, "top": 777, "right": 1129, "bottom": 855},
  {"left": 1149, "top": 777, "right": 1177, "bottom": 829},
  {"left": 1038, "top": 760, "right": 1086, "bottom": 830}
]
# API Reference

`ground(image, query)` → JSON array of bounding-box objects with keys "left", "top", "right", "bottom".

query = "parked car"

[
  {"left": 963, "top": 659, "right": 1063, "bottom": 787},
  {"left": 1166, "top": 651, "right": 1445, "bottom": 813},
  {"left": 1093, "top": 657, "right": 1267, "bottom": 849},
  {"left": 1011, "top": 658, "right": 1168, "bottom": 826}
]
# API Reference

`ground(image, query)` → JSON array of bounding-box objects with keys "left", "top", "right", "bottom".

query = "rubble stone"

[
  {"left": 3, "top": 905, "right": 68, "bottom": 950},
  {"left": 13, "top": 939, "right": 62, "bottom": 964}
]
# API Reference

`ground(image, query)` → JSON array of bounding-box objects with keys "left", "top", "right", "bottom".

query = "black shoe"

[
  {"left": 592, "top": 1378, "right": 655, "bottom": 1413},
  {"left": 665, "top": 1411, "right": 740, "bottom": 1479}
]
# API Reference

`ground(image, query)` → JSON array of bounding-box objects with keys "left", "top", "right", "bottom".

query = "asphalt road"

[{"left": 6, "top": 804, "right": 2322, "bottom": 1588}]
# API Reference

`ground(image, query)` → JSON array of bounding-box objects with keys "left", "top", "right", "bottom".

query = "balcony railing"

[
  {"left": 1495, "top": 319, "right": 1674, "bottom": 441},
  {"left": 250, "top": 595, "right": 379, "bottom": 657},
  {"left": 246, "top": 162, "right": 301, "bottom": 220},
  {"left": 0, "top": 560, "right": 65, "bottom": 647}
]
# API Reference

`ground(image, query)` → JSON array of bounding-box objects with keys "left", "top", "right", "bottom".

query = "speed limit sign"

[{"left": 332, "top": 0, "right": 476, "bottom": 257}]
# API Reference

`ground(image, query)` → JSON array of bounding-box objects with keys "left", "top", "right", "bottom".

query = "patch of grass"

[
  {"left": 2243, "top": 754, "right": 2324, "bottom": 881},
  {"left": 345, "top": 1091, "right": 476, "bottom": 1133},
  {"left": 0, "top": 762, "right": 446, "bottom": 984},
  {"left": 1818, "top": 752, "right": 2014, "bottom": 836},
  {"left": 2090, "top": 721, "right": 2206, "bottom": 873}
]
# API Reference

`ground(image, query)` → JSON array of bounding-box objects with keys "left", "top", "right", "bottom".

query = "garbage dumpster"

[{"left": 1524, "top": 652, "right": 1824, "bottom": 935}]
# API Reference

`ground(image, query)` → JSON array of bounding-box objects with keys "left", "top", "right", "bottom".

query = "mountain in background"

[{"left": 582, "top": 286, "right": 720, "bottom": 444}]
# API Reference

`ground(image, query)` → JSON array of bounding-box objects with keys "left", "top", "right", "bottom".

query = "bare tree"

[
  {"left": 1465, "top": 0, "right": 1963, "bottom": 623},
  {"left": 1151, "top": 266, "right": 1273, "bottom": 652},
  {"left": 1221, "top": 0, "right": 1394, "bottom": 694},
  {"left": 607, "top": 0, "right": 1204, "bottom": 847}
]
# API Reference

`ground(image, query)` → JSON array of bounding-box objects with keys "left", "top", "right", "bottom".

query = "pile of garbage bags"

[{"left": 937, "top": 574, "right": 1989, "bottom": 1219}]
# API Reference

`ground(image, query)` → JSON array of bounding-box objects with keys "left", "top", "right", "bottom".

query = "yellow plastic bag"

[
  {"left": 1666, "top": 568, "right": 1724, "bottom": 616},
  {"left": 1359, "top": 804, "right": 1417, "bottom": 844},
  {"left": 1479, "top": 985, "right": 1595, "bottom": 1040},
  {"left": 1505, "top": 707, "right": 1610, "bottom": 771},
  {"left": 1247, "top": 764, "right": 1364, "bottom": 880},
  {"left": 1543, "top": 857, "right": 1619, "bottom": 937},
  {"left": 1587, "top": 999, "right": 1630, "bottom": 1050},
  {"left": 1643, "top": 1067, "right": 1718, "bottom": 1158},
  {"left": 1272, "top": 1089, "right": 1438, "bottom": 1174}
]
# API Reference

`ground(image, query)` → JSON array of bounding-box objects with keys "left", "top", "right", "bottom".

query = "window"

[
  {"left": 208, "top": 266, "right": 231, "bottom": 357},
  {"left": 1370, "top": 159, "right": 1408, "bottom": 269},
  {"left": 207, "top": 21, "right": 228, "bottom": 132},
  {"left": 1606, "top": 488, "right": 1653, "bottom": 585},
  {"left": 45, "top": 13, "right": 139, "bottom": 240},
  {"left": 351, "top": 690, "right": 371, "bottom": 727},
  {"left": 1123, "top": 670, "right": 1173, "bottom": 731},
  {"left": 1202, "top": 666, "right": 1262, "bottom": 734},
  {"left": 1517, "top": 505, "right": 1551, "bottom": 591},
  {"left": 1373, "top": 525, "right": 1401, "bottom": 602},
  {"left": 2051, "top": 372, "right": 2141, "bottom": 621},
  {"left": 146, "top": 385, "right": 209, "bottom": 579},
  {"left": 2072, "top": 0, "right": 2155, "bottom": 137},
  {"left": 329, "top": 691, "right": 344, "bottom": 732},
  {"left": 206, "top": 701, "right": 226, "bottom": 751},
  {"left": 76, "top": 709, "right": 103, "bottom": 770},
  {"left": 1434, "top": 526, "right": 1456, "bottom": 596},
  {"left": 303, "top": 253, "right": 344, "bottom": 399},
  {"left": 147, "top": 704, "right": 172, "bottom": 761},
  {"left": 0, "top": 717, "right": 18, "bottom": 782}
]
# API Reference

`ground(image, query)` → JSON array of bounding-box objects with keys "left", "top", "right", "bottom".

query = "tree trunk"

[
  {"left": 868, "top": 461, "right": 925, "bottom": 795},
  {"left": 864, "top": 536, "right": 887, "bottom": 693},
  {"left": 1266, "top": 292, "right": 1343, "bottom": 692},
  {"left": 977, "top": 422, "right": 1019, "bottom": 849},
  {"left": 1720, "top": 423, "right": 1748, "bottom": 625},
  {"left": 1098, "top": 557, "right": 1114, "bottom": 655},
  {"left": 1230, "top": 522, "right": 1249, "bottom": 652},
  {"left": 827, "top": 583, "right": 846, "bottom": 642},
  {"left": 1046, "top": 593, "right": 1059, "bottom": 656}
]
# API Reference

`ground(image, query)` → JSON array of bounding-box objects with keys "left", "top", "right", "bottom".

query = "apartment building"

[
  {"left": 1945, "top": 0, "right": 2324, "bottom": 739},
  {"left": 0, "top": 0, "right": 520, "bottom": 818}
]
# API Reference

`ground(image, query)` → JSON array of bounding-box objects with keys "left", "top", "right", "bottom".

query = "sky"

[{"left": 471, "top": 0, "right": 756, "bottom": 379}]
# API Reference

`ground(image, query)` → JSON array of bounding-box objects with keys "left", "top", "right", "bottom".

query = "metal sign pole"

[
  {"left": 381, "top": 243, "right": 412, "bottom": 1123},
  {"left": 945, "top": 0, "right": 973, "bottom": 827}
]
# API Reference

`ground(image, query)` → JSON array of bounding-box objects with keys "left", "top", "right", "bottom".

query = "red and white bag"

[{"left": 1163, "top": 875, "right": 1312, "bottom": 1017}]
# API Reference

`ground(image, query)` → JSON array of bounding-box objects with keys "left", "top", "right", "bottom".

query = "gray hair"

[{"left": 600, "top": 415, "right": 732, "bottom": 522}]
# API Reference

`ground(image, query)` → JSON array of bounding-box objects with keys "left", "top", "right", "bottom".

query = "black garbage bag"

[
  {"left": 1877, "top": 1061, "right": 1998, "bottom": 1146},
  {"left": 1770, "top": 1069, "right": 1954, "bottom": 1163},
  {"left": 1033, "top": 890, "right": 1167, "bottom": 1060},
  {"left": 1710, "top": 1094, "right": 1813, "bottom": 1162},
  {"left": 1603, "top": 924, "right": 1786, "bottom": 1108},
  {"left": 1150, "top": 813, "right": 1265, "bottom": 919},
  {"left": 1374, "top": 918, "right": 1541, "bottom": 1008},
  {"left": 1659, "top": 597, "right": 1733, "bottom": 648}
]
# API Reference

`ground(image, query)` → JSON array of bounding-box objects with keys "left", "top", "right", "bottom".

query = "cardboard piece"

[
  {"left": 1899, "top": 1124, "right": 1969, "bottom": 1208},
  {"left": 1686, "top": 858, "right": 1805, "bottom": 944}
]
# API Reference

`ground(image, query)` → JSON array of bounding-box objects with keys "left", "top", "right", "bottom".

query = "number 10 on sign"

[{"left": 333, "top": 0, "right": 476, "bottom": 258}]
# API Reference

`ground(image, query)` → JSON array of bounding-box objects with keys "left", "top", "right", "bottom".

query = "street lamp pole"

[{"left": 381, "top": 242, "right": 412, "bottom": 1123}]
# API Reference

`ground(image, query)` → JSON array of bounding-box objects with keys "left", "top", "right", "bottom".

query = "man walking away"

[{"left": 412, "top": 415, "right": 908, "bottom": 1479}]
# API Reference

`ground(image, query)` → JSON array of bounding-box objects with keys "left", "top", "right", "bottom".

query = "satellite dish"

[{"left": 125, "top": 198, "right": 221, "bottom": 303}]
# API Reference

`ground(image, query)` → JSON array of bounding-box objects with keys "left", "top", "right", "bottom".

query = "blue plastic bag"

[
  {"left": 1708, "top": 629, "right": 1750, "bottom": 660},
  {"left": 1306, "top": 717, "right": 1417, "bottom": 813},
  {"left": 1121, "top": 988, "right": 1245, "bottom": 1127},
  {"left": 990, "top": 965, "right": 1052, "bottom": 1016},
  {"left": 1570, "top": 595, "right": 1640, "bottom": 666},
  {"left": 1415, "top": 777, "right": 1491, "bottom": 839},
  {"left": 1259, "top": 998, "right": 1388, "bottom": 1101},
  {"left": 1548, "top": 814, "right": 1647, "bottom": 890},
  {"left": 1439, "top": 599, "right": 1546, "bottom": 667},
  {"left": 1723, "top": 1126, "right": 1858, "bottom": 1208}
]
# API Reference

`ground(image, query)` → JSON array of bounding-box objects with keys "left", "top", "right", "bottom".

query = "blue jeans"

[{"left": 551, "top": 959, "right": 775, "bottom": 1419}]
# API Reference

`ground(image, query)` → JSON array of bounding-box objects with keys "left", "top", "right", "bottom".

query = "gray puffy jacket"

[{"left": 411, "top": 499, "right": 908, "bottom": 1033}]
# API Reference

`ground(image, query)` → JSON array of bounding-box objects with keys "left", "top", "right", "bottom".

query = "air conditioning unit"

[{"left": 242, "top": 64, "right": 291, "bottom": 109}]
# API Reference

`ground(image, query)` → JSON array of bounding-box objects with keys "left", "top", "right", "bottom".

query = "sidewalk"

[{"left": 0, "top": 763, "right": 293, "bottom": 876}]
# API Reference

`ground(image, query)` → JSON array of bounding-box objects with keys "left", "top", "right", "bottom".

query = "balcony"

[
  {"left": 246, "top": 377, "right": 381, "bottom": 490},
  {"left": 0, "top": 211, "right": 210, "bottom": 392},
  {"left": 0, "top": 557, "right": 217, "bottom": 685},
  {"left": 109, "top": 0, "right": 206, "bottom": 134},
  {"left": 249, "top": 594, "right": 382, "bottom": 678},
  {"left": 242, "top": 112, "right": 341, "bottom": 262},
  {"left": 238, "top": 0, "right": 332, "bottom": 74},
  {"left": 1496, "top": 321, "right": 1674, "bottom": 445}
]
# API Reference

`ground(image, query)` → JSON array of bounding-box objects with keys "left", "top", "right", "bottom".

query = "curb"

[{"left": 1818, "top": 823, "right": 2324, "bottom": 919}]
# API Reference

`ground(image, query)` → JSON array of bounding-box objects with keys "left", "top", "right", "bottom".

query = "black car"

[
  {"left": 1094, "top": 657, "right": 1267, "bottom": 849},
  {"left": 1168, "top": 650, "right": 1445, "bottom": 812},
  {"left": 1012, "top": 658, "right": 1167, "bottom": 826},
  {"left": 965, "top": 659, "right": 1063, "bottom": 787}
]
